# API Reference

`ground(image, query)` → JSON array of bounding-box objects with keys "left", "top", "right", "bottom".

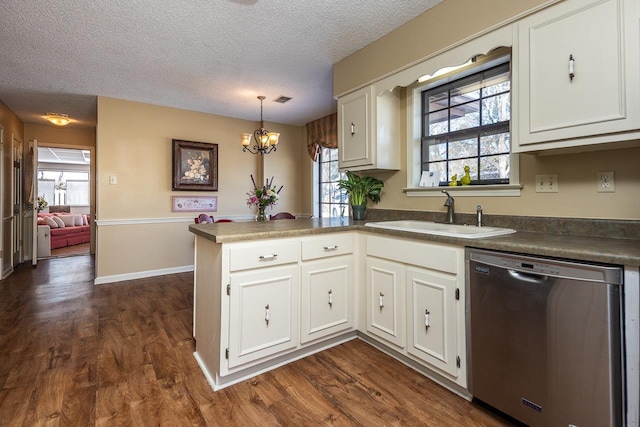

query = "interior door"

[
  {"left": 12, "top": 136, "right": 22, "bottom": 266},
  {"left": 29, "top": 140, "right": 38, "bottom": 266}
]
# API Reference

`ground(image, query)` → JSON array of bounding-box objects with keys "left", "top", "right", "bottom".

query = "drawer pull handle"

[
  {"left": 350, "top": 122, "right": 356, "bottom": 136},
  {"left": 259, "top": 254, "right": 278, "bottom": 261},
  {"left": 379, "top": 292, "right": 384, "bottom": 309},
  {"left": 328, "top": 289, "right": 333, "bottom": 308},
  {"left": 323, "top": 245, "right": 338, "bottom": 251},
  {"left": 265, "top": 304, "right": 270, "bottom": 326},
  {"left": 425, "top": 309, "right": 430, "bottom": 329}
]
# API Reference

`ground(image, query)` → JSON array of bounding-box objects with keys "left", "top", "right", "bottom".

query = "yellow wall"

[
  {"left": 334, "top": 0, "right": 640, "bottom": 221},
  {"left": 95, "top": 97, "right": 308, "bottom": 280},
  {"left": 0, "top": 99, "right": 24, "bottom": 272},
  {"left": 25, "top": 123, "right": 96, "bottom": 147},
  {"left": 334, "top": 0, "right": 551, "bottom": 95}
]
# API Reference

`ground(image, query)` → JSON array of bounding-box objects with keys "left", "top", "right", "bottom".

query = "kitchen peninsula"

[{"left": 189, "top": 216, "right": 639, "bottom": 424}]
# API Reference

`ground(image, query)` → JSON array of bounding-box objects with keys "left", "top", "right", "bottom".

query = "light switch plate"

[{"left": 535, "top": 174, "right": 558, "bottom": 193}]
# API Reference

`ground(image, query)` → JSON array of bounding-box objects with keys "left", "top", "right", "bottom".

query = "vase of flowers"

[
  {"left": 246, "top": 175, "right": 283, "bottom": 221},
  {"left": 36, "top": 196, "right": 48, "bottom": 212}
]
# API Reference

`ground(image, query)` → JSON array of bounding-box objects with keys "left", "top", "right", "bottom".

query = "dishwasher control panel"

[{"left": 468, "top": 249, "right": 622, "bottom": 284}]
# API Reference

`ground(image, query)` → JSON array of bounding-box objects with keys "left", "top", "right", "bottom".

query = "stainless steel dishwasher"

[{"left": 467, "top": 248, "right": 623, "bottom": 427}]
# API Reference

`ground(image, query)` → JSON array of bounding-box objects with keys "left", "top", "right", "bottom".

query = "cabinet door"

[
  {"left": 515, "top": 0, "right": 637, "bottom": 149},
  {"left": 338, "top": 86, "right": 372, "bottom": 169},
  {"left": 406, "top": 267, "right": 459, "bottom": 377},
  {"left": 300, "top": 256, "right": 354, "bottom": 344},
  {"left": 366, "top": 257, "right": 405, "bottom": 348},
  {"left": 228, "top": 265, "right": 299, "bottom": 369}
]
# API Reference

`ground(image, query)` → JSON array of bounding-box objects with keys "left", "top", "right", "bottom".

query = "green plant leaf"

[{"left": 337, "top": 171, "right": 384, "bottom": 206}]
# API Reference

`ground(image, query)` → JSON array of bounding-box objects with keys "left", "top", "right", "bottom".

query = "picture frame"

[
  {"left": 172, "top": 196, "right": 218, "bottom": 212},
  {"left": 172, "top": 139, "right": 218, "bottom": 191}
]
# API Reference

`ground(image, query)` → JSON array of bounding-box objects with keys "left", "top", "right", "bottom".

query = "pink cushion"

[
  {"left": 51, "top": 216, "right": 65, "bottom": 227},
  {"left": 44, "top": 216, "right": 58, "bottom": 228},
  {"left": 59, "top": 215, "right": 76, "bottom": 227}
]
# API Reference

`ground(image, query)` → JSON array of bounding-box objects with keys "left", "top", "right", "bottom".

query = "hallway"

[{"left": 0, "top": 256, "right": 511, "bottom": 426}]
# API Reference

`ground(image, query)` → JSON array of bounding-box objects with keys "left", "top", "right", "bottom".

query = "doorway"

[{"left": 36, "top": 146, "right": 92, "bottom": 259}]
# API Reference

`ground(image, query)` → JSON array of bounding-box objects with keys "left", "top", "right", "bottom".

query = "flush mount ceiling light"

[
  {"left": 241, "top": 96, "right": 279, "bottom": 155},
  {"left": 45, "top": 113, "right": 71, "bottom": 126}
]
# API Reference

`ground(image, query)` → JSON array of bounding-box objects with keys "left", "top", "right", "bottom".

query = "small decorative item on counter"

[
  {"left": 246, "top": 175, "right": 283, "bottom": 221},
  {"left": 337, "top": 170, "right": 384, "bottom": 220},
  {"left": 36, "top": 196, "right": 48, "bottom": 212},
  {"left": 460, "top": 166, "right": 472, "bottom": 186},
  {"left": 449, "top": 174, "right": 458, "bottom": 186}
]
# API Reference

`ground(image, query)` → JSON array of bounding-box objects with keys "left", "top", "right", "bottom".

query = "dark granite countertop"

[{"left": 189, "top": 217, "right": 640, "bottom": 267}]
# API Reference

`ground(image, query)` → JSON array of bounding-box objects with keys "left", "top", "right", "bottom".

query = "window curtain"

[{"left": 305, "top": 113, "right": 337, "bottom": 161}]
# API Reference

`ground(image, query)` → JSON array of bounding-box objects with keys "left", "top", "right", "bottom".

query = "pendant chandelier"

[{"left": 241, "top": 96, "right": 279, "bottom": 155}]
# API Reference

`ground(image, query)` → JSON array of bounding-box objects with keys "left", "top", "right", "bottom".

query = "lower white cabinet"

[
  {"left": 193, "top": 231, "right": 465, "bottom": 391},
  {"left": 228, "top": 265, "right": 299, "bottom": 369},
  {"left": 365, "top": 235, "right": 466, "bottom": 388},
  {"left": 193, "top": 233, "right": 357, "bottom": 390},
  {"left": 406, "top": 267, "right": 459, "bottom": 377},
  {"left": 300, "top": 255, "right": 354, "bottom": 344},
  {"left": 366, "top": 257, "right": 405, "bottom": 348}
]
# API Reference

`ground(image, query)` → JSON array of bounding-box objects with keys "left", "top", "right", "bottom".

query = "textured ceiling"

[{"left": 0, "top": 0, "right": 443, "bottom": 129}]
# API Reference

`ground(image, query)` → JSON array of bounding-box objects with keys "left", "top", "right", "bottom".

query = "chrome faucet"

[
  {"left": 476, "top": 205, "right": 483, "bottom": 227},
  {"left": 441, "top": 190, "right": 454, "bottom": 224}
]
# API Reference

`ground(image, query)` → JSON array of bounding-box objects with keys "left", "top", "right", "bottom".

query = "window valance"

[{"left": 305, "top": 113, "right": 337, "bottom": 161}]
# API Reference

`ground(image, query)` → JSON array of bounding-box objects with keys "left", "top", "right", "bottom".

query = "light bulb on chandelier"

[{"left": 241, "top": 96, "right": 279, "bottom": 155}]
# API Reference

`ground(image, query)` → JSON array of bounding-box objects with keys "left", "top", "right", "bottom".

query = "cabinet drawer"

[
  {"left": 229, "top": 241, "right": 299, "bottom": 272},
  {"left": 301, "top": 233, "right": 354, "bottom": 261},
  {"left": 367, "top": 235, "right": 459, "bottom": 274}
]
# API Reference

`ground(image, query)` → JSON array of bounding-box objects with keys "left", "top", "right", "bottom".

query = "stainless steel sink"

[{"left": 364, "top": 220, "right": 516, "bottom": 239}]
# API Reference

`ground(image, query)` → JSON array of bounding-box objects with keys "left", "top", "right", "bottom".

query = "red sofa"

[{"left": 38, "top": 213, "right": 91, "bottom": 249}]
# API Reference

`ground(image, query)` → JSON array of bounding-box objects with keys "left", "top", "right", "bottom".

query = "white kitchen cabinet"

[
  {"left": 406, "top": 267, "right": 459, "bottom": 378},
  {"left": 300, "top": 233, "right": 355, "bottom": 344},
  {"left": 366, "top": 257, "right": 405, "bottom": 349},
  {"left": 513, "top": 0, "right": 640, "bottom": 152},
  {"left": 193, "top": 234, "right": 357, "bottom": 390},
  {"left": 365, "top": 235, "right": 466, "bottom": 388},
  {"left": 228, "top": 265, "right": 299, "bottom": 369},
  {"left": 300, "top": 256, "right": 354, "bottom": 344},
  {"left": 337, "top": 85, "right": 401, "bottom": 171},
  {"left": 37, "top": 225, "right": 51, "bottom": 258}
]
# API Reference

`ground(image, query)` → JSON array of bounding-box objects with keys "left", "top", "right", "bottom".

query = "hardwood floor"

[
  {"left": 0, "top": 256, "right": 513, "bottom": 426},
  {"left": 49, "top": 242, "right": 90, "bottom": 258}
]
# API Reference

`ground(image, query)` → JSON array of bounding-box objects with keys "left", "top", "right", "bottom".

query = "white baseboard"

[{"left": 94, "top": 264, "right": 194, "bottom": 285}]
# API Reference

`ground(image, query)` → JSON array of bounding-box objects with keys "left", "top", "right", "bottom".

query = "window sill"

[{"left": 404, "top": 184, "right": 522, "bottom": 197}]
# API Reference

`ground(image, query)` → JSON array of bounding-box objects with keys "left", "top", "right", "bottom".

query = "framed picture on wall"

[{"left": 172, "top": 139, "right": 218, "bottom": 191}]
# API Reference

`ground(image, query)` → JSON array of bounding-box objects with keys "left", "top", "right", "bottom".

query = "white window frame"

[{"left": 392, "top": 27, "right": 521, "bottom": 197}]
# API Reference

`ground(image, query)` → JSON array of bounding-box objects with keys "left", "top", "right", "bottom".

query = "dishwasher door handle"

[{"left": 508, "top": 269, "right": 548, "bottom": 284}]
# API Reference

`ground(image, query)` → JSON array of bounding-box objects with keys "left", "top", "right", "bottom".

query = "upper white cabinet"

[
  {"left": 337, "top": 85, "right": 401, "bottom": 171},
  {"left": 513, "top": 0, "right": 640, "bottom": 152}
]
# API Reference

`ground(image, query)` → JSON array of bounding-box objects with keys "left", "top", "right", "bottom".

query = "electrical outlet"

[
  {"left": 535, "top": 174, "right": 558, "bottom": 193},
  {"left": 597, "top": 171, "right": 615, "bottom": 193}
]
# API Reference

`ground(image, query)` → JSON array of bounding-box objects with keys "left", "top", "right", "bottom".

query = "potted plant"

[{"left": 337, "top": 171, "right": 384, "bottom": 220}]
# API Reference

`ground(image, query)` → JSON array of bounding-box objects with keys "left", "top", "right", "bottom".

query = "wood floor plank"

[
  {"left": 128, "top": 364, "right": 164, "bottom": 427},
  {"left": 0, "top": 256, "right": 514, "bottom": 426},
  {"left": 95, "top": 382, "right": 133, "bottom": 426}
]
